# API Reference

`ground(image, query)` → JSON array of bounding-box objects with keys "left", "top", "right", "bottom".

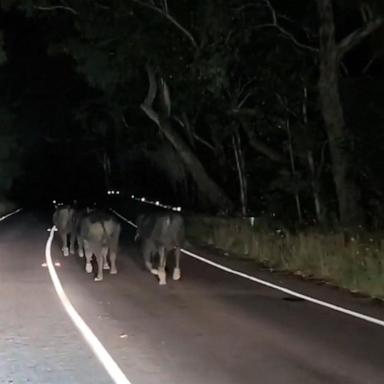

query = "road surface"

[{"left": 1, "top": 211, "right": 384, "bottom": 384}]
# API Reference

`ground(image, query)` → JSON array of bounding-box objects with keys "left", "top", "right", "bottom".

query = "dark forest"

[{"left": 0, "top": 0, "right": 383, "bottom": 229}]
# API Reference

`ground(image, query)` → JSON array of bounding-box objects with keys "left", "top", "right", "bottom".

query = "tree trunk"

[
  {"left": 307, "top": 150, "right": 326, "bottom": 224},
  {"left": 302, "top": 86, "right": 326, "bottom": 225},
  {"left": 240, "top": 120, "right": 287, "bottom": 164},
  {"left": 285, "top": 119, "right": 303, "bottom": 223},
  {"left": 141, "top": 65, "right": 233, "bottom": 212},
  {"left": 159, "top": 117, "right": 233, "bottom": 211},
  {"left": 316, "top": 0, "right": 362, "bottom": 227},
  {"left": 232, "top": 128, "right": 248, "bottom": 216}
]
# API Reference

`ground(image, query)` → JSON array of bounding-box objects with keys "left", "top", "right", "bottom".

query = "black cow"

[
  {"left": 52, "top": 204, "right": 76, "bottom": 256},
  {"left": 77, "top": 209, "right": 121, "bottom": 281},
  {"left": 135, "top": 212, "right": 185, "bottom": 285},
  {"left": 71, "top": 206, "right": 94, "bottom": 258}
]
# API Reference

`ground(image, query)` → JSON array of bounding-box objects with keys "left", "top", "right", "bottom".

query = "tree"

[
  {"left": 140, "top": 65, "right": 234, "bottom": 210},
  {"left": 41, "top": 0, "right": 235, "bottom": 211},
  {"left": 248, "top": 0, "right": 383, "bottom": 226},
  {"left": 316, "top": 0, "right": 383, "bottom": 226},
  {"left": 2, "top": 0, "right": 384, "bottom": 222}
]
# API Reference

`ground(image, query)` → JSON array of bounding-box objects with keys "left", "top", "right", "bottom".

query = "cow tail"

[{"left": 101, "top": 221, "right": 112, "bottom": 245}]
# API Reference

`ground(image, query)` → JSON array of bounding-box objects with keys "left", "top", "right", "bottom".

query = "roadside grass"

[{"left": 185, "top": 216, "right": 384, "bottom": 299}]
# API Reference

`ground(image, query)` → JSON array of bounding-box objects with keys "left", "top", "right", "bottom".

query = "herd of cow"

[{"left": 52, "top": 202, "right": 185, "bottom": 285}]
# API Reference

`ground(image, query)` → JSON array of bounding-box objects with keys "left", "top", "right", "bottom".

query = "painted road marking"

[
  {"left": 113, "top": 209, "right": 384, "bottom": 328},
  {"left": 0, "top": 208, "right": 22, "bottom": 222},
  {"left": 45, "top": 226, "right": 132, "bottom": 384}
]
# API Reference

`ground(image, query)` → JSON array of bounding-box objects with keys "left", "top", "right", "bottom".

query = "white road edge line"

[
  {"left": 112, "top": 209, "right": 384, "bottom": 328},
  {"left": 0, "top": 208, "right": 22, "bottom": 222},
  {"left": 45, "top": 226, "right": 132, "bottom": 384}
]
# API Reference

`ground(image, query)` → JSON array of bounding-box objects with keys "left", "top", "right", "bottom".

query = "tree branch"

[
  {"left": 121, "top": 113, "right": 130, "bottom": 130},
  {"left": 193, "top": 134, "right": 216, "bottom": 152},
  {"left": 159, "top": 78, "right": 171, "bottom": 117},
  {"left": 237, "top": 91, "right": 253, "bottom": 109},
  {"left": 254, "top": 23, "right": 319, "bottom": 53},
  {"left": 130, "top": 0, "right": 198, "bottom": 48},
  {"left": 275, "top": 92, "right": 298, "bottom": 117},
  {"left": 362, "top": 53, "right": 378, "bottom": 74},
  {"left": 141, "top": 104, "right": 160, "bottom": 126},
  {"left": 256, "top": 0, "right": 318, "bottom": 53},
  {"left": 162, "top": 0, "right": 168, "bottom": 14},
  {"left": 337, "top": 17, "right": 383, "bottom": 59},
  {"left": 141, "top": 65, "right": 160, "bottom": 126},
  {"left": 174, "top": 115, "right": 216, "bottom": 152},
  {"left": 230, "top": 107, "right": 262, "bottom": 118},
  {"left": 34, "top": 5, "right": 78, "bottom": 15},
  {"left": 143, "top": 64, "right": 157, "bottom": 106},
  {"left": 174, "top": 114, "right": 194, "bottom": 145},
  {"left": 234, "top": 3, "right": 258, "bottom": 13},
  {"left": 240, "top": 122, "right": 287, "bottom": 164}
]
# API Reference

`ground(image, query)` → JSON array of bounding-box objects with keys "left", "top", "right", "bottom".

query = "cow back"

[
  {"left": 80, "top": 209, "right": 120, "bottom": 246},
  {"left": 137, "top": 213, "right": 184, "bottom": 249},
  {"left": 53, "top": 205, "right": 75, "bottom": 233}
]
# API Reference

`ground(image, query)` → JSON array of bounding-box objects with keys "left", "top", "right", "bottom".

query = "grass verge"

[{"left": 185, "top": 216, "right": 384, "bottom": 299}]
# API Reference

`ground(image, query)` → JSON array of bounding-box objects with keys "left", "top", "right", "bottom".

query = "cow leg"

[
  {"left": 109, "top": 226, "right": 120, "bottom": 274},
  {"left": 69, "top": 231, "right": 76, "bottom": 255},
  {"left": 60, "top": 232, "right": 69, "bottom": 256},
  {"left": 94, "top": 247, "right": 106, "bottom": 282},
  {"left": 109, "top": 250, "right": 117, "bottom": 274},
  {"left": 158, "top": 246, "right": 167, "bottom": 285},
  {"left": 143, "top": 240, "right": 156, "bottom": 274},
  {"left": 84, "top": 240, "right": 93, "bottom": 273},
  {"left": 173, "top": 247, "right": 181, "bottom": 281},
  {"left": 77, "top": 236, "right": 84, "bottom": 258},
  {"left": 103, "top": 248, "right": 110, "bottom": 270}
]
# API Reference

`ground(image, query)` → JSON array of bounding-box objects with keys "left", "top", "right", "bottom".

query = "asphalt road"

[{"left": 1, "top": 211, "right": 384, "bottom": 384}]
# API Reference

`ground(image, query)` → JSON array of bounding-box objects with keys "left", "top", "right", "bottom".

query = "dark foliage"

[{"left": 0, "top": 1, "right": 383, "bottom": 227}]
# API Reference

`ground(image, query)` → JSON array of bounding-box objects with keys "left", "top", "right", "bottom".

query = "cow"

[
  {"left": 71, "top": 206, "right": 95, "bottom": 258},
  {"left": 77, "top": 209, "right": 121, "bottom": 281},
  {"left": 52, "top": 204, "right": 76, "bottom": 256},
  {"left": 135, "top": 212, "right": 185, "bottom": 285}
]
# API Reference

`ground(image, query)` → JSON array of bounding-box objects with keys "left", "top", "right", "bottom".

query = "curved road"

[{"left": 1, "top": 211, "right": 384, "bottom": 383}]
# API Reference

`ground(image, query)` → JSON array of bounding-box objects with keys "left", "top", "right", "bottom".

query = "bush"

[{"left": 185, "top": 216, "right": 384, "bottom": 298}]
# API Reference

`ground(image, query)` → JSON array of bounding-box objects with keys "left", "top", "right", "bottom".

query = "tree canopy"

[{"left": 0, "top": 0, "right": 383, "bottom": 227}]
